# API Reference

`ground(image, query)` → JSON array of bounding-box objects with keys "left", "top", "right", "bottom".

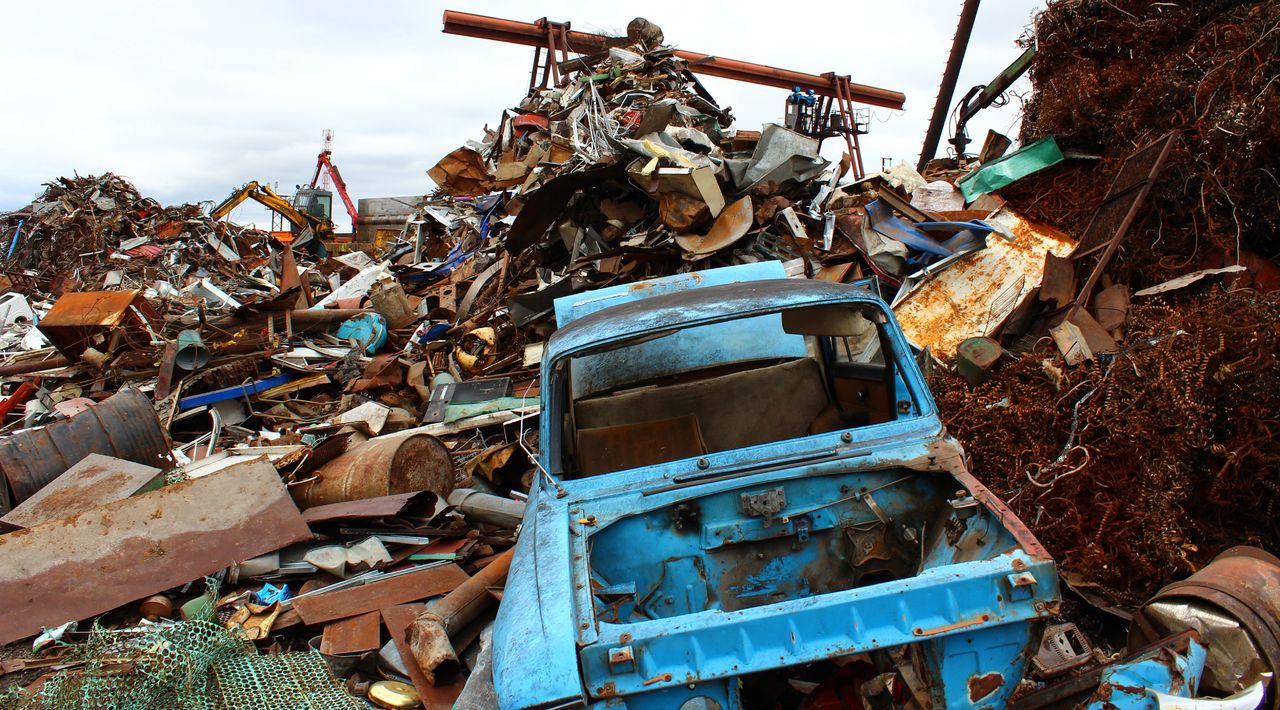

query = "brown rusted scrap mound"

[
  {"left": 1, "top": 173, "right": 256, "bottom": 290},
  {"left": 932, "top": 289, "right": 1280, "bottom": 605},
  {"left": 1003, "top": 0, "right": 1280, "bottom": 284}
]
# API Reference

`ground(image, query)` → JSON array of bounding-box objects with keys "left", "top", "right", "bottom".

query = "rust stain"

[{"left": 968, "top": 672, "right": 1004, "bottom": 702}]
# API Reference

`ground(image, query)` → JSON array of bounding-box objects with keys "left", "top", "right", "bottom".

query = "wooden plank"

[
  {"left": 320, "top": 611, "right": 382, "bottom": 655},
  {"left": 0, "top": 460, "right": 311, "bottom": 645},
  {"left": 292, "top": 564, "right": 469, "bottom": 625}
]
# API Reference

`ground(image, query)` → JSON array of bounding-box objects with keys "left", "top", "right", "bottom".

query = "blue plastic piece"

[
  {"left": 492, "top": 264, "right": 1060, "bottom": 709},
  {"left": 336, "top": 313, "right": 387, "bottom": 355},
  {"left": 254, "top": 583, "right": 291, "bottom": 605},
  {"left": 177, "top": 372, "right": 294, "bottom": 411},
  {"left": 6, "top": 218, "right": 24, "bottom": 260},
  {"left": 865, "top": 200, "right": 954, "bottom": 257}
]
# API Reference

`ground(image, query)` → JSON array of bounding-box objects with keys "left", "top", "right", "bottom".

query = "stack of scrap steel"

[
  {"left": 0, "top": 7, "right": 1276, "bottom": 709},
  {"left": 915, "top": 0, "right": 1280, "bottom": 613}
]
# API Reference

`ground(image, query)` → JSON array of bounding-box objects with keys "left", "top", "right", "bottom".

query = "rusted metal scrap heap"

[{"left": 0, "top": 4, "right": 1276, "bottom": 709}]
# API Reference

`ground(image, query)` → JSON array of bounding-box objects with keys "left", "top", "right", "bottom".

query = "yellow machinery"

[{"left": 209, "top": 181, "right": 334, "bottom": 246}]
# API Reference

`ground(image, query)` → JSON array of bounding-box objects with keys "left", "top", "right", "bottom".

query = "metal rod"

[
  {"left": 917, "top": 0, "right": 982, "bottom": 172},
  {"left": 441, "top": 10, "right": 906, "bottom": 109}
]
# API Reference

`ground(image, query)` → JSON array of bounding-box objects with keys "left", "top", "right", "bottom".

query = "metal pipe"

[
  {"left": 917, "top": 0, "right": 982, "bottom": 172},
  {"left": 409, "top": 549, "right": 514, "bottom": 686},
  {"left": 442, "top": 10, "right": 906, "bottom": 110},
  {"left": 283, "top": 308, "right": 370, "bottom": 325},
  {"left": 6, "top": 219, "right": 25, "bottom": 260},
  {"left": 0, "top": 354, "right": 72, "bottom": 377},
  {"left": 447, "top": 488, "right": 526, "bottom": 528}
]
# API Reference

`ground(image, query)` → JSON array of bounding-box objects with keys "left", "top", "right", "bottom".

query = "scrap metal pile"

[
  {"left": 929, "top": 0, "right": 1280, "bottom": 608},
  {"left": 0, "top": 4, "right": 1276, "bottom": 709}
]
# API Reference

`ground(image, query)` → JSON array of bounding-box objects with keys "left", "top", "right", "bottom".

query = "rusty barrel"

[
  {"left": 1129, "top": 546, "right": 1280, "bottom": 708},
  {"left": 0, "top": 388, "right": 170, "bottom": 512},
  {"left": 292, "top": 432, "right": 455, "bottom": 509}
]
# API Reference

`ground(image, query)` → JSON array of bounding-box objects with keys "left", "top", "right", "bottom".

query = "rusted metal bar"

[
  {"left": 409, "top": 549, "right": 514, "bottom": 686},
  {"left": 292, "top": 564, "right": 470, "bottom": 625},
  {"left": 0, "top": 355, "right": 70, "bottom": 377},
  {"left": 441, "top": 10, "right": 906, "bottom": 109},
  {"left": 918, "top": 0, "right": 982, "bottom": 171}
]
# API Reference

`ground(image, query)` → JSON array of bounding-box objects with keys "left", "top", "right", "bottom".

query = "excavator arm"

[{"left": 209, "top": 181, "right": 327, "bottom": 236}]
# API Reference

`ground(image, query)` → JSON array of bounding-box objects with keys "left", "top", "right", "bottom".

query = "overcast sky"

[{"left": 0, "top": 1, "right": 1043, "bottom": 229}]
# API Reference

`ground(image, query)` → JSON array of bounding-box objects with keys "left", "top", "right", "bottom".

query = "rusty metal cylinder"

[
  {"left": 409, "top": 549, "right": 514, "bottom": 686},
  {"left": 1129, "top": 546, "right": 1280, "bottom": 708},
  {"left": 292, "top": 433, "right": 455, "bottom": 509},
  {"left": 446, "top": 489, "right": 526, "bottom": 529}
]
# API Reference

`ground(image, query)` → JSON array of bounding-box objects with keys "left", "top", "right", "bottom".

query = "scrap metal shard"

[
  {"left": 321, "top": 611, "right": 383, "bottom": 656},
  {"left": 0, "top": 459, "right": 311, "bottom": 645},
  {"left": 893, "top": 207, "right": 1076, "bottom": 357},
  {"left": 0, "top": 453, "right": 161, "bottom": 530}
]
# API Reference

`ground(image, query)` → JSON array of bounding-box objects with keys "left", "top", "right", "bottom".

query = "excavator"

[
  {"left": 209, "top": 131, "right": 358, "bottom": 250},
  {"left": 208, "top": 180, "right": 333, "bottom": 251}
]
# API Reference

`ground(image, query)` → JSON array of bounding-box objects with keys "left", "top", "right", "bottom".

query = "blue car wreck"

[{"left": 492, "top": 262, "right": 1062, "bottom": 709}]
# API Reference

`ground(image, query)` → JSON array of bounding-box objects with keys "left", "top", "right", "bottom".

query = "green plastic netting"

[{"left": 4, "top": 580, "right": 369, "bottom": 710}]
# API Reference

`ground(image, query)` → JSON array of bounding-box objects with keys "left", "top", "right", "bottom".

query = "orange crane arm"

[{"left": 311, "top": 151, "right": 359, "bottom": 234}]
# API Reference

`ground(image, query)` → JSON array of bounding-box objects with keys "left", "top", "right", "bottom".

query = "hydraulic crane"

[{"left": 308, "top": 129, "right": 359, "bottom": 236}]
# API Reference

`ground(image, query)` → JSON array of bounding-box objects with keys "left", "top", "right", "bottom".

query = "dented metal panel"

[
  {"left": 0, "top": 453, "right": 161, "bottom": 529},
  {"left": 0, "top": 459, "right": 311, "bottom": 645},
  {"left": 0, "top": 388, "right": 171, "bottom": 509},
  {"left": 893, "top": 208, "right": 1076, "bottom": 357}
]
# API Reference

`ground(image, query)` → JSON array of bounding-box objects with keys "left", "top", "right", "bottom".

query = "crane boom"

[
  {"left": 310, "top": 151, "right": 359, "bottom": 235},
  {"left": 209, "top": 181, "right": 331, "bottom": 238}
]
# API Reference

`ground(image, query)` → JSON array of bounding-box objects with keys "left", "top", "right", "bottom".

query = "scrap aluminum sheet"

[
  {"left": 892, "top": 208, "right": 1076, "bottom": 357},
  {"left": 0, "top": 459, "right": 311, "bottom": 645}
]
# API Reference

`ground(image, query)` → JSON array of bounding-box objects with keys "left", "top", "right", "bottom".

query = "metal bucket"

[
  {"left": 0, "top": 388, "right": 170, "bottom": 511},
  {"left": 174, "top": 330, "right": 210, "bottom": 371},
  {"left": 291, "top": 432, "right": 454, "bottom": 509}
]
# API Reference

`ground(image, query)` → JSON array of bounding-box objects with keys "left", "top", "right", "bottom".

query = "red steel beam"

[{"left": 442, "top": 10, "right": 906, "bottom": 110}]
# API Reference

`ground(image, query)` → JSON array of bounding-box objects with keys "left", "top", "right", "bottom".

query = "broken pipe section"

[{"left": 408, "top": 548, "right": 514, "bottom": 686}]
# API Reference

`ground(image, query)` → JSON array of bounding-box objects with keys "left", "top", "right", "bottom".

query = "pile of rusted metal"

[
  {"left": 926, "top": 0, "right": 1280, "bottom": 610},
  {"left": 0, "top": 5, "right": 1277, "bottom": 709}
]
